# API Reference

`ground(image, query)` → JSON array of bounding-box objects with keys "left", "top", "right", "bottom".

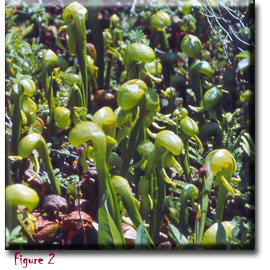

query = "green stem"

[
  {"left": 11, "top": 94, "right": 22, "bottom": 154},
  {"left": 175, "top": 118, "right": 179, "bottom": 136},
  {"left": 5, "top": 130, "right": 12, "bottom": 186},
  {"left": 127, "top": 62, "right": 142, "bottom": 80},
  {"left": 121, "top": 98, "right": 146, "bottom": 178},
  {"left": 105, "top": 54, "right": 114, "bottom": 90},
  {"left": 6, "top": 205, "right": 18, "bottom": 231},
  {"left": 39, "top": 145, "right": 61, "bottom": 196},
  {"left": 144, "top": 151, "right": 156, "bottom": 232},
  {"left": 181, "top": 137, "right": 191, "bottom": 182},
  {"left": 67, "top": 84, "right": 83, "bottom": 108},
  {"left": 179, "top": 201, "right": 188, "bottom": 235},
  {"left": 158, "top": 30, "right": 171, "bottom": 87},
  {"left": 28, "top": 153, "right": 40, "bottom": 182},
  {"left": 188, "top": 58, "right": 205, "bottom": 110},
  {"left": 133, "top": 125, "right": 147, "bottom": 197},
  {"left": 194, "top": 208, "right": 200, "bottom": 245},
  {"left": 97, "top": 157, "right": 119, "bottom": 225},
  {"left": 120, "top": 120, "right": 140, "bottom": 177},
  {"left": 145, "top": 152, "right": 155, "bottom": 176},
  {"left": 198, "top": 170, "right": 214, "bottom": 244},
  {"left": 48, "top": 74, "right": 55, "bottom": 137},
  {"left": 184, "top": 139, "right": 191, "bottom": 182},
  {"left": 190, "top": 71, "right": 202, "bottom": 107},
  {"left": 215, "top": 183, "right": 227, "bottom": 222},
  {"left": 149, "top": 171, "right": 158, "bottom": 236},
  {"left": 158, "top": 30, "right": 169, "bottom": 52},
  {"left": 150, "top": 29, "right": 157, "bottom": 48},
  {"left": 140, "top": 195, "right": 149, "bottom": 222},
  {"left": 87, "top": 5, "right": 104, "bottom": 89},
  {"left": 76, "top": 43, "right": 88, "bottom": 108},
  {"left": 152, "top": 151, "right": 167, "bottom": 241}
]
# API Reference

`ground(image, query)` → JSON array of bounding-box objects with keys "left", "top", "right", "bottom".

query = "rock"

[
  {"left": 155, "top": 241, "right": 172, "bottom": 250},
  {"left": 42, "top": 195, "right": 68, "bottom": 213},
  {"left": 34, "top": 216, "right": 59, "bottom": 241},
  {"left": 60, "top": 211, "right": 94, "bottom": 239}
]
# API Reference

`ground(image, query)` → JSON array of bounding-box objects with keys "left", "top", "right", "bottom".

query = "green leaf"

[
  {"left": 169, "top": 224, "right": 188, "bottom": 245},
  {"left": 231, "top": 228, "right": 241, "bottom": 240},
  {"left": 111, "top": 175, "right": 143, "bottom": 228},
  {"left": 7, "top": 24, "right": 34, "bottom": 42},
  {"left": 98, "top": 193, "right": 126, "bottom": 250},
  {"left": 237, "top": 58, "right": 250, "bottom": 71},
  {"left": 244, "top": 203, "right": 255, "bottom": 210},
  {"left": 10, "top": 225, "right": 22, "bottom": 239},
  {"left": 67, "top": 85, "right": 84, "bottom": 109},
  {"left": 73, "top": 106, "right": 87, "bottom": 120},
  {"left": 146, "top": 87, "right": 160, "bottom": 112},
  {"left": 106, "top": 45, "right": 123, "bottom": 63},
  {"left": 10, "top": 237, "right": 27, "bottom": 244},
  {"left": 219, "top": 175, "right": 235, "bottom": 198},
  {"left": 5, "top": 227, "right": 10, "bottom": 243},
  {"left": 19, "top": 41, "right": 32, "bottom": 54},
  {"left": 137, "top": 140, "right": 155, "bottom": 156},
  {"left": 201, "top": 221, "right": 234, "bottom": 246},
  {"left": 115, "top": 107, "right": 132, "bottom": 127},
  {"left": 54, "top": 107, "right": 71, "bottom": 130},
  {"left": 191, "top": 135, "right": 203, "bottom": 154},
  {"left": 216, "top": 222, "right": 228, "bottom": 245},
  {"left": 8, "top": 155, "right": 24, "bottom": 161},
  {"left": 190, "top": 60, "right": 214, "bottom": 77},
  {"left": 243, "top": 220, "right": 254, "bottom": 231},
  {"left": 108, "top": 152, "right": 123, "bottom": 170},
  {"left": 154, "top": 112, "right": 176, "bottom": 126},
  {"left": 66, "top": 184, "right": 77, "bottom": 199},
  {"left": 240, "top": 132, "right": 255, "bottom": 157},
  {"left": 198, "top": 150, "right": 217, "bottom": 243},
  {"left": 165, "top": 154, "right": 183, "bottom": 177},
  {"left": 42, "top": 49, "right": 58, "bottom": 72},
  {"left": 235, "top": 50, "right": 250, "bottom": 58},
  {"left": 65, "top": 23, "right": 77, "bottom": 55},
  {"left": 167, "top": 207, "right": 180, "bottom": 224},
  {"left": 189, "top": 105, "right": 204, "bottom": 113},
  {"left": 170, "top": 179, "right": 188, "bottom": 190},
  {"left": 134, "top": 222, "right": 149, "bottom": 250},
  {"left": 63, "top": 2, "right": 88, "bottom": 39}
]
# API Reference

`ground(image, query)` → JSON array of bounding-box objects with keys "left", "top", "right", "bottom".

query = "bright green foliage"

[
  {"left": 181, "top": 34, "right": 202, "bottom": 58},
  {"left": 5, "top": 1, "right": 254, "bottom": 250},
  {"left": 6, "top": 184, "right": 39, "bottom": 211},
  {"left": 151, "top": 11, "right": 171, "bottom": 30}
]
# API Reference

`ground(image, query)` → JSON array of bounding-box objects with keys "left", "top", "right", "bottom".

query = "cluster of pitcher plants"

[{"left": 5, "top": 1, "right": 255, "bottom": 250}]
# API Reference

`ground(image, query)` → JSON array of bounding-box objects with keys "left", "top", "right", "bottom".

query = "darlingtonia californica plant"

[
  {"left": 18, "top": 133, "right": 62, "bottom": 196},
  {"left": 6, "top": 184, "right": 39, "bottom": 230},
  {"left": 68, "top": 121, "right": 126, "bottom": 249},
  {"left": 57, "top": 1, "right": 89, "bottom": 108},
  {"left": 11, "top": 75, "right": 36, "bottom": 155},
  {"left": 124, "top": 43, "right": 156, "bottom": 80},
  {"left": 4, "top": 1, "right": 254, "bottom": 250},
  {"left": 198, "top": 149, "right": 237, "bottom": 244},
  {"left": 181, "top": 34, "right": 214, "bottom": 106},
  {"left": 150, "top": 10, "right": 173, "bottom": 86},
  {"left": 150, "top": 130, "right": 184, "bottom": 240},
  {"left": 117, "top": 79, "right": 159, "bottom": 178}
]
